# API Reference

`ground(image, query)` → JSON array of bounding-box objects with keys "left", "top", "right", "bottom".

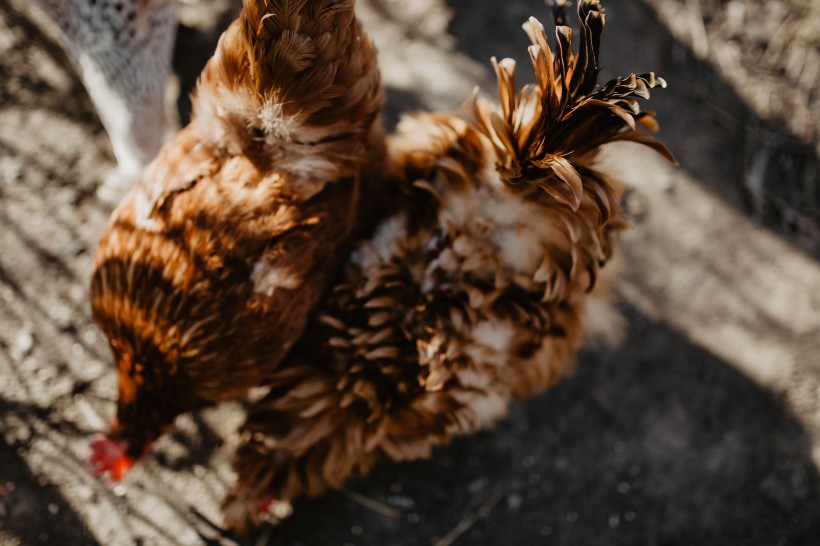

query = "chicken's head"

[
  {"left": 88, "top": 251, "right": 202, "bottom": 477},
  {"left": 86, "top": 339, "right": 183, "bottom": 479}
]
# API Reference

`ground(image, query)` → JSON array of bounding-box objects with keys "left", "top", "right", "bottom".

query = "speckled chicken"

[
  {"left": 224, "top": 0, "right": 673, "bottom": 533},
  {"left": 30, "top": 0, "right": 178, "bottom": 201},
  {"left": 89, "top": 0, "right": 384, "bottom": 479}
]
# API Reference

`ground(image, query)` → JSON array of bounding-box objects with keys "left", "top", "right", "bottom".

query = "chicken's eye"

[{"left": 250, "top": 127, "right": 265, "bottom": 140}]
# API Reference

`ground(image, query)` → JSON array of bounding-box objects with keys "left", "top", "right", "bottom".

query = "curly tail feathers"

[
  {"left": 195, "top": 0, "right": 381, "bottom": 146},
  {"left": 473, "top": 0, "right": 673, "bottom": 213}
]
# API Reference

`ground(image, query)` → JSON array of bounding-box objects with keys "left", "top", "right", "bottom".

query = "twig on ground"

[
  {"left": 432, "top": 489, "right": 505, "bottom": 546},
  {"left": 339, "top": 487, "right": 404, "bottom": 519}
]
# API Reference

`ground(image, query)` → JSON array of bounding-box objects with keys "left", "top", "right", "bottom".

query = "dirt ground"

[{"left": 1, "top": 0, "right": 819, "bottom": 545}]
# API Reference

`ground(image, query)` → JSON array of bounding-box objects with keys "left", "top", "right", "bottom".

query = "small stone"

[
  {"left": 49, "top": 304, "right": 73, "bottom": 331},
  {"left": 624, "top": 511, "right": 636, "bottom": 522},
  {"left": 350, "top": 525, "right": 363, "bottom": 536},
  {"left": 0, "top": 157, "right": 22, "bottom": 184},
  {"left": 386, "top": 495, "right": 415, "bottom": 510},
  {"left": 567, "top": 511, "right": 578, "bottom": 523},
  {"left": 506, "top": 493, "right": 523, "bottom": 511},
  {"left": 74, "top": 485, "right": 93, "bottom": 501},
  {"left": 617, "top": 482, "right": 631, "bottom": 494},
  {"left": 82, "top": 329, "right": 98, "bottom": 345},
  {"left": 608, "top": 514, "right": 621, "bottom": 529},
  {"left": 540, "top": 526, "right": 552, "bottom": 536},
  {"left": 11, "top": 328, "right": 34, "bottom": 361},
  {"left": 48, "top": 503, "right": 59, "bottom": 515},
  {"left": 406, "top": 513, "right": 420, "bottom": 523},
  {"left": 467, "top": 476, "right": 488, "bottom": 494},
  {"left": 113, "top": 484, "right": 127, "bottom": 497}
]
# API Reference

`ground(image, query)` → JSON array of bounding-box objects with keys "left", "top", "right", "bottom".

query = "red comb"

[{"left": 88, "top": 433, "right": 133, "bottom": 481}]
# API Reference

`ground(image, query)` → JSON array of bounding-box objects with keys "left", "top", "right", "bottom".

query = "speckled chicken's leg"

[{"left": 31, "top": 0, "right": 177, "bottom": 202}]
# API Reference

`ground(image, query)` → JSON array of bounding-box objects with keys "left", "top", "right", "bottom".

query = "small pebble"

[
  {"left": 386, "top": 495, "right": 415, "bottom": 510},
  {"left": 113, "top": 484, "right": 127, "bottom": 497},
  {"left": 48, "top": 503, "right": 59, "bottom": 515},
  {"left": 613, "top": 441, "right": 626, "bottom": 454},
  {"left": 567, "top": 511, "right": 578, "bottom": 523},
  {"left": 0, "top": 157, "right": 22, "bottom": 184},
  {"left": 350, "top": 525, "right": 363, "bottom": 536},
  {"left": 506, "top": 493, "right": 523, "bottom": 511},
  {"left": 617, "top": 482, "right": 631, "bottom": 494},
  {"left": 11, "top": 329, "right": 34, "bottom": 361},
  {"left": 406, "top": 513, "right": 420, "bottom": 523},
  {"left": 540, "top": 526, "right": 552, "bottom": 536},
  {"left": 50, "top": 304, "right": 73, "bottom": 330},
  {"left": 74, "top": 485, "right": 94, "bottom": 501},
  {"left": 624, "top": 511, "right": 636, "bottom": 522},
  {"left": 608, "top": 514, "right": 621, "bottom": 529},
  {"left": 521, "top": 455, "right": 535, "bottom": 468},
  {"left": 82, "top": 329, "right": 98, "bottom": 345},
  {"left": 467, "top": 477, "right": 488, "bottom": 494}
]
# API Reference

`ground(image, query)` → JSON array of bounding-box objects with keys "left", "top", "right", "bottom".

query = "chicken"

[
  {"left": 224, "top": 0, "right": 674, "bottom": 534},
  {"left": 29, "top": 0, "right": 178, "bottom": 202},
  {"left": 88, "top": 0, "right": 384, "bottom": 480}
]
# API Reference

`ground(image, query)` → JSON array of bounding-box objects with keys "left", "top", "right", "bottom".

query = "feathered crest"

[{"left": 473, "top": 0, "right": 674, "bottom": 212}]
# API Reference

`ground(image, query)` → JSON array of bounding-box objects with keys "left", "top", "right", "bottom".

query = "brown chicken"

[
  {"left": 223, "top": 0, "right": 674, "bottom": 533},
  {"left": 88, "top": 0, "right": 384, "bottom": 479}
]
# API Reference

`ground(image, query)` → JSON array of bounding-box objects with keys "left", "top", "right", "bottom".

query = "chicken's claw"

[{"left": 222, "top": 487, "right": 292, "bottom": 537}]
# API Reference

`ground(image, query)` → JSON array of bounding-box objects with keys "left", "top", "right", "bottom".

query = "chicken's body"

[
  {"left": 226, "top": 0, "right": 673, "bottom": 533},
  {"left": 31, "top": 0, "right": 178, "bottom": 201},
  {"left": 90, "top": 0, "right": 383, "bottom": 471}
]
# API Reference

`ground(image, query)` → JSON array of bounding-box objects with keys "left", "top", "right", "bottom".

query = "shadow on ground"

[{"left": 262, "top": 307, "right": 820, "bottom": 546}]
